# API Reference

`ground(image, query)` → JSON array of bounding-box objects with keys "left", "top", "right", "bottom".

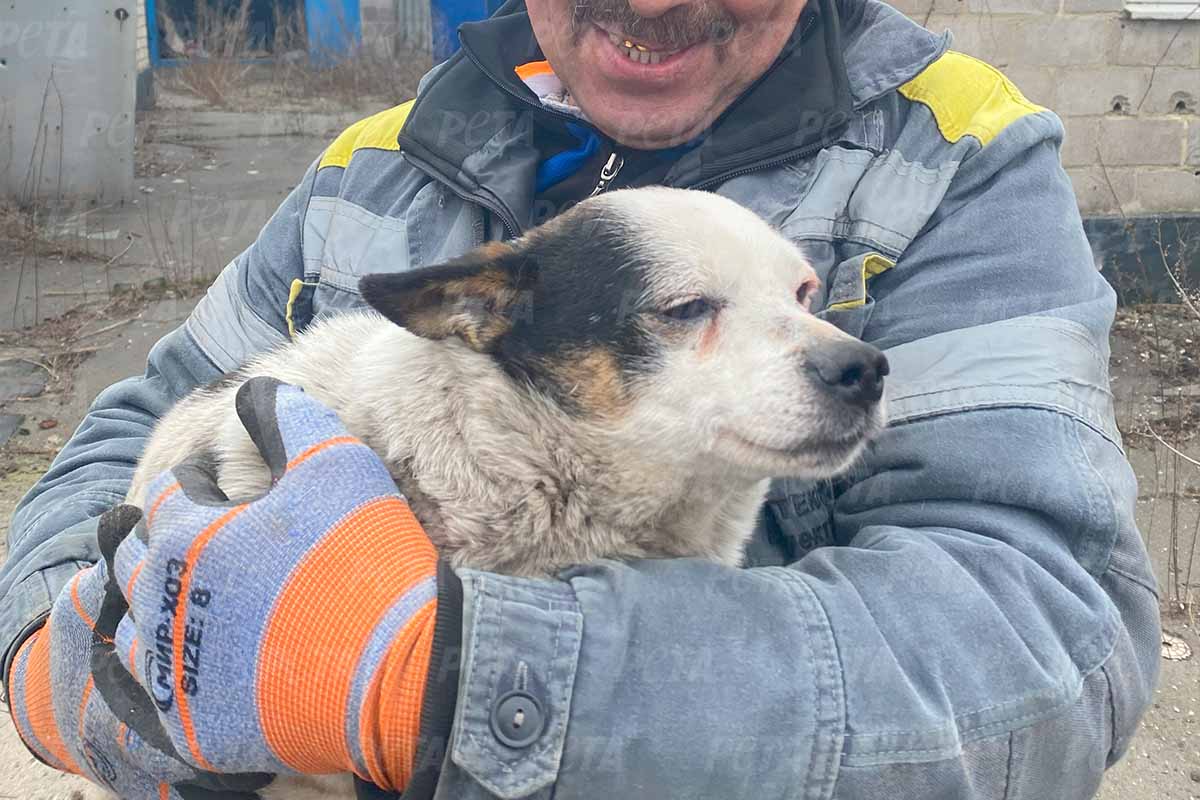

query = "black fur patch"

[
  {"left": 493, "top": 207, "right": 658, "bottom": 415},
  {"left": 360, "top": 204, "right": 661, "bottom": 417}
]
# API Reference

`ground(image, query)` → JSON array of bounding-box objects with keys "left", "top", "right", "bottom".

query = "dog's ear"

[{"left": 359, "top": 242, "right": 536, "bottom": 353}]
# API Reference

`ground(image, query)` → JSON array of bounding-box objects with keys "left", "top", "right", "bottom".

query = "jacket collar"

[{"left": 396, "top": 0, "right": 942, "bottom": 234}]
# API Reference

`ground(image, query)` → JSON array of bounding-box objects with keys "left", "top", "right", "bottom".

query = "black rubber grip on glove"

[
  {"left": 171, "top": 376, "right": 293, "bottom": 507},
  {"left": 90, "top": 505, "right": 274, "bottom": 798},
  {"left": 91, "top": 504, "right": 186, "bottom": 758},
  {"left": 234, "top": 376, "right": 290, "bottom": 485}
]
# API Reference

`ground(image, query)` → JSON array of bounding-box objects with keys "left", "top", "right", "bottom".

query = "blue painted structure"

[
  {"left": 146, "top": 0, "right": 163, "bottom": 65},
  {"left": 305, "top": 0, "right": 362, "bottom": 63},
  {"left": 145, "top": 0, "right": 362, "bottom": 66},
  {"left": 430, "top": 0, "right": 504, "bottom": 60}
]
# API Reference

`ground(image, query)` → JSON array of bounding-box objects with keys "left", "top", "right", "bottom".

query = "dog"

[{"left": 117, "top": 186, "right": 888, "bottom": 800}]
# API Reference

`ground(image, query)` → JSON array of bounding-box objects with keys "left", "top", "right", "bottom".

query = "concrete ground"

[
  {"left": 0, "top": 98, "right": 334, "bottom": 799},
  {"left": 0, "top": 298, "right": 196, "bottom": 800},
  {"left": 1, "top": 103, "right": 356, "bottom": 332},
  {"left": 0, "top": 105, "right": 1198, "bottom": 799}
]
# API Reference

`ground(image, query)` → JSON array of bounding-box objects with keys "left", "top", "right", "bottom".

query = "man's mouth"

[{"left": 599, "top": 27, "right": 686, "bottom": 65}]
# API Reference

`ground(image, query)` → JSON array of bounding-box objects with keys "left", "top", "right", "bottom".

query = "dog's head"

[{"left": 361, "top": 186, "right": 886, "bottom": 480}]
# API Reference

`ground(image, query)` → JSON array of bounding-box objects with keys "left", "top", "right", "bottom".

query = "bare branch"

[{"left": 1138, "top": 425, "right": 1200, "bottom": 470}]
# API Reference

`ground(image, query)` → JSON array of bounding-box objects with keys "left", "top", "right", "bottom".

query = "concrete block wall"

[
  {"left": 888, "top": 0, "right": 1199, "bottom": 214},
  {"left": 135, "top": 0, "right": 154, "bottom": 109},
  {"left": 135, "top": 0, "right": 150, "bottom": 71}
]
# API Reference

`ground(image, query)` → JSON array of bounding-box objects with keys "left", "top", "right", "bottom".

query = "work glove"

[
  {"left": 8, "top": 378, "right": 462, "bottom": 797},
  {"left": 5, "top": 505, "right": 273, "bottom": 799}
]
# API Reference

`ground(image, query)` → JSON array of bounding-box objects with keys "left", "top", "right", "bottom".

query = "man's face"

[{"left": 526, "top": 0, "right": 808, "bottom": 148}]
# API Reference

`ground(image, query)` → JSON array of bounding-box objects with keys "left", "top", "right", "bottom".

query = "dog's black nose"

[{"left": 808, "top": 341, "right": 889, "bottom": 408}]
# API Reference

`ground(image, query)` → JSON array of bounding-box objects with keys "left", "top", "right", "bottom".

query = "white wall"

[{"left": 0, "top": 1, "right": 137, "bottom": 205}]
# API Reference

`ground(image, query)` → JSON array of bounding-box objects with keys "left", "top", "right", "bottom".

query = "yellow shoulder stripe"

[
  {"left": 899, "top": 51, "right": 1043, "bottom": 147},
  {"left": 318, "top": 99, "right": 416, "bottom": 171}
]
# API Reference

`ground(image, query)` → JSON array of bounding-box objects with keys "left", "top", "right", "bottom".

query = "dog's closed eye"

[{"left": 658, "top": 297, "right": 718, "bottom": 322}]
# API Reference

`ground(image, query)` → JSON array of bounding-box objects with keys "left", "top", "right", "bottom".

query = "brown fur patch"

[
  {"left": 406, "top": 266, "right": 525, "bottom": 351},
  {"left": 473, "top": 241, "right": 516, "bottom": 262},
  {"left": 449, "top": 307, "right": 513, "bottom": 351},
  {"left": 544, "top": 347, "right": 630, "bottom": 418},
  {"left": 446, "top": 267, "right": 523, "bottom": 306},
  {"left": 360, "top": 238, "right": 537, "bottom": 352}
]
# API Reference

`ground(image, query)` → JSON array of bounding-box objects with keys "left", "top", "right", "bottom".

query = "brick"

[
  {"left": 1138, "top": 68, "right": 1200, "bottom": 114},
  {"left": 990, "top": 17, "right": 1122, "bottom": 67},
  {"left": 1062, "top": 116, "right": 1101, "bottom": 167},
  {"left": 925, "top": 14, "right": 993, "bottom": 58},
  {"left": 1135, "top": 168, "right": 1200, "bottom": 212},
  {"left": 1067, "top": 165, "right": 1136, "bottom": 214},
  {"left": 1116, "top": 20, "right": 1200, "bottom": 67},
  {"left": 1098, "top": 117, "right": 1187, "bottom": 165},
  {"left": 1003, "top": 66, "right": 1058, "bottom": 107},
  {"left": 1054, "top": 67, "right": 1152, "bottom": 116}
]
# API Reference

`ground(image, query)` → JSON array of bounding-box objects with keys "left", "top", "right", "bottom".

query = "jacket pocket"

[{"left": 450, "top": 573, "right": 582, "bottom": 800}]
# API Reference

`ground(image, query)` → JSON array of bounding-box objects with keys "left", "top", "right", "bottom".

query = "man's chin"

[
  {"left": 566, "top": 35, "right": 724, "bottom": 147},
  {"left": 579, "top": 95, "right": 717, "bottom": 148}
]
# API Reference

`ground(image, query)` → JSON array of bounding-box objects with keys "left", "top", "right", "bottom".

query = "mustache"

[{"left": 570, "top": 0, "right": 739, "bottom": 49}]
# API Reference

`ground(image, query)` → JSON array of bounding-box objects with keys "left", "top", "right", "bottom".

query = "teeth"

[{"left": 605, "top": 30, "right": 679, "bottom": 65}]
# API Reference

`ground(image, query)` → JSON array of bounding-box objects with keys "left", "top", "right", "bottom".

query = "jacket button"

[{"left": 490, "top": 690, "right": 545, "bottom": 748}]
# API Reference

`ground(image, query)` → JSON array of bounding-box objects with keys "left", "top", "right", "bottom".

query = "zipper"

[
  {"left": 405, "top": 138, "right": 831, "bottom": 240},
  {"left": 462, "top": 45, "right": 628, "bottom": 201},
  {"left": 432, "top": 22, "right": 844, "bottom": 226},
  {"left": 415, "top": 35, "right": 848, "bottom": 232},
  {"left": 442, "top": 7, "right": 849, "bottom": 216},
  {"left": 403, "top": 132, "right": 839, "bottom": 239},
  {"left": 688, "top": 138, "right": 833, "bottom": 192},
  {"left": 400, "top": 148, "right": 521, "bottom": 238},
  {"left": 590, "top": 151, "right": 626, "bottom": 196}
]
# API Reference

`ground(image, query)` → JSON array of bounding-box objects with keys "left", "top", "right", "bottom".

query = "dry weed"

[{"left": 158, "top": 1, "right": 429, "bottom": 111}]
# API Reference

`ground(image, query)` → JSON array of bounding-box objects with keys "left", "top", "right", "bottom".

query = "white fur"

[{"left": 115, "top": 187, "right": 884, "bottom": 800}]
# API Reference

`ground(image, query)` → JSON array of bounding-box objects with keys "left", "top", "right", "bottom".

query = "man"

[{"left": 1, "top": 0, "right": 1160, "bottom": 795}]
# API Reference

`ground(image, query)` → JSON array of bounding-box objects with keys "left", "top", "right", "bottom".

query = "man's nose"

[
  {"left": 806, "top": 340, "right": 889, "bottom": 409},
  {"left": 627, "top": 0, "right": 695, "bottom": 20}
]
